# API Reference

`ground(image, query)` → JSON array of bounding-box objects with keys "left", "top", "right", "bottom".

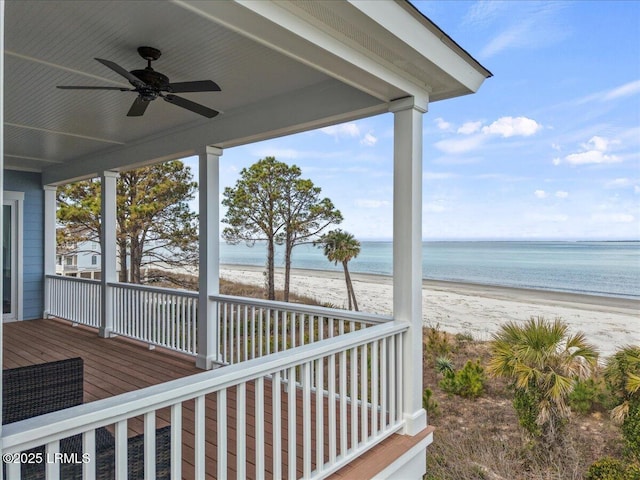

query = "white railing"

[
  {"left": 2, "top": 322, "right": 407, "bottom": 480},
  {"left": 110, "top": 282, "right": 198, "bottom": 355},
  {"left": 45, "top": 274, "right": 101, "bottom": 328},
  {"left": 212, "top": 294, "right": 392, "bottom": 365}
]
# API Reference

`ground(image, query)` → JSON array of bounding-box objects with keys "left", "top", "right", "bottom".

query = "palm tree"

[
  {"left": 487, "top": 316, "right": 599, "bottom": 447},
  {"left": 604, "top": 345, "right": 640, "bottom": 423},
  {"left": 317, "top": 229, "right": 361, "bottom": 311}
]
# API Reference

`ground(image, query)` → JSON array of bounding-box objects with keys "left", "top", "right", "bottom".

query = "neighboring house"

[
  {"left": 56, "top": 239, "right": 103, "bottom": 280},
  {"left": 1, "top": 1, "right": 490, "bottom": 478}
]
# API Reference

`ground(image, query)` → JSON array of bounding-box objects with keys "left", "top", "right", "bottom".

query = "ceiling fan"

[{"left": 57, "top": 46, "right": 221, "bottom": 118}]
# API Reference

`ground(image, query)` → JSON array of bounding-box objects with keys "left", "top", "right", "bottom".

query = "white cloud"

[
  {"left": 360, "top": 132, "right": 378, "bottom": 147},
  {"left": 457, "top": 121, "right": 483, "bottom": 135},
  {"left": 434, "top": 134, "right": 486, "bottom": 154},
  {"left": 563, "top": 136, "right": 621, "bottom": 166},
  {"left": 534, "top": 190, "right": 547, "bottom": 199},
  {"left": 552, "top": 157, "right": 561, "bottom": 166},
  {"left": 635, "top": 186, "right": 640, "bottom": 194},
  {"left": 482, "top": 116, "right": 542, "bottom": 137},
  {"left": 602, "top": 80, "right": 640, "bottom": 101},
  {"left": 354, "top": 199, "right": 389, "bottom": 208},
  {"left": 591, "top": 213, "right": 635, "bottom": 223},
  {"left": 434, "top": 117, "right": 452, "bottom": 131},
  {"left": 477, "top": 3, "right": 568, "bottom": 58},
  {"left": 555, "top": 191, "right": 569, "bottom": 198},
  {"left": 566, "top": 150, "right": 621, "bottom": 165},
  {"left": 320, "top": 123, "right": 360, "bottom": 138}
]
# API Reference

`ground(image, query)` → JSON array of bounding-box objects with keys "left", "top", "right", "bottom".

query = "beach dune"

[{"left": 221, "top": 264, "right": 639, "bottom": 358}]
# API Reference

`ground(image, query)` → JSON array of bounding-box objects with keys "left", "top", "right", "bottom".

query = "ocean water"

[{"left": 220, "top": 241, "right": 640, "bottom": 300}]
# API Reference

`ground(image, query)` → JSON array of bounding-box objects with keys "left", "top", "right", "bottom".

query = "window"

[{"left": 91, "top": 255, "right": 98, "bottom": 266}]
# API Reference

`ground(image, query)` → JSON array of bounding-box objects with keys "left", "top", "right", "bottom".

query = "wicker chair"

[{"left": 2, "top": 358, "right": 171, "bottom": 480}]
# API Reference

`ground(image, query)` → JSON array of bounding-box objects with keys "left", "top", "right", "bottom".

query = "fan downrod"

[{"left": 137, "top": 46, "right": 161, "bottom": 62}]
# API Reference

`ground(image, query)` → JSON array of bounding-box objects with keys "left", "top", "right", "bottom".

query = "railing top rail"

[
  {"left": 211, "top": 293, "right": 393, "bottom": 325},
  {"left": 107, "top": 281, "right": 198, "bottom": 298},
  {"left": 45, "top": 274, "right": 100, "bottom": 285},
  {"left": 2, "top": 321, "right": 407, "bottom": 451}
]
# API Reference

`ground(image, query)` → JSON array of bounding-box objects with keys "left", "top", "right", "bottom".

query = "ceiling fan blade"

[
  {"left": 57, "top": 86, "right": 132, "bottom": 91},
  {"left": 127, "top": 97, "right": 151, "bottom": 117},
  {"left": 95, "top": 58, "right": 145, "bottom": 88},
  {"left": 163, "top": 94, "right": 219, "bottom": 118},
  {"left": 166, "top": 80, "right": 221, "bottom": 93}
]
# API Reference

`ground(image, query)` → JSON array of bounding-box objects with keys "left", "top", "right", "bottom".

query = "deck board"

[{"left": 3, "top": 319, "right": 429, "bottom": 479}]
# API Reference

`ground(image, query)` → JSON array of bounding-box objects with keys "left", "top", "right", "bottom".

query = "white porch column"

[
  {"left": 99, "top": 171, "right": 118, "bottom": 338},
  {"left": 196, "top": 146, "right": 222, "bottom": 370},
  {"left": 43, "top": 185, "right": 57, "bottom": 317},
  {"left": 391, "top": 96, "right": 428, "bottom": 436}
]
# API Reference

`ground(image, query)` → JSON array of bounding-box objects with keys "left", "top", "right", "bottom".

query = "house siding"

[{"left": 4, "top": 170, "right": 44, "bottom": 320}]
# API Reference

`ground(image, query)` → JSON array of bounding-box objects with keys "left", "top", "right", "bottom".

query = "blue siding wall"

[{"left": 4, "top": 170, "right": 43, "bottom": 320}]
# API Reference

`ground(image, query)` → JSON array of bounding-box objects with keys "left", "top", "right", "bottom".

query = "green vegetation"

[
  {"left": 315, "top": 229, "right": 361, "bottom": 310},
  {"left": 585, "top": 457, "right": 640, "bottom": 480},
  {"left": 604, "top": 345, "right": 640, "bottom": 461},
  {"left": 57, "top": 161, "right": 198, "bottom": 286},
  {"left": 487, "top": 317, "right": 599, "bottom": 447},
  {"left": 222, "top": 156, "right": 341, "bottom": 300},
  {"left": 438, "top": 359, "right": 486, "bottom": 398}
]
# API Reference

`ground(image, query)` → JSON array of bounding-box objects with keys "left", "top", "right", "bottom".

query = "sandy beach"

[{"left": 220, "top": 264, "right": 639, "bottom": 358}]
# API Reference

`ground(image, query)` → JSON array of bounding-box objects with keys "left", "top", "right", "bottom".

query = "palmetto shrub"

[{"left": 487, "top": 316, "right": 599, "bottom": 447}]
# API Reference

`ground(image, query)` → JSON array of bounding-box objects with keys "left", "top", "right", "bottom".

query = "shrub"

[
  {"left": 623, "top": 400, "right": 640, "bottom": 461},
  {"left": 439, "top": 359, "right": 486, "bottom": 398},
  {"left": 586, "top": 457, "right": 640, "bottom": 480},
  {"left": 585, "top": 457, "right": 628, "bottom": 480},
  {"left": 425, "top": 323, "right": 453, "bottom": 359},
  {"left": 570, "top": 378, "right": 604, "bottom": 415},
  {"left": 422, "top": 387, "right": 439, "bottom": 418},
  {"left": 487, "top": 317, "right": 598, "bottom": 447}
]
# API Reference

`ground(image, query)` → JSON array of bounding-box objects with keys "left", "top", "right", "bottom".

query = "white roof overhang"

[{"left": 3, "top": 0, "right": 490, "bottom": 185}]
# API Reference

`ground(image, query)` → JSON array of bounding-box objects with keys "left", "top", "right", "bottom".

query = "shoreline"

[
  {"left": 220, "top": 263, "right": 639, "bottom": 313},
  {"left": 220, "top": 263, "right": 639, "bottom": 357}
]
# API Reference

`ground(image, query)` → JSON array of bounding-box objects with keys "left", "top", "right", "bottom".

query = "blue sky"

[{"left": 187, "top": 1, "right": 640, "bottom": 241}]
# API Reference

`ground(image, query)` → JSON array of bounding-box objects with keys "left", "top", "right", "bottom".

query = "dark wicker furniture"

[{"left": 2, "top": 357, "right": 170, "bottom": 479}]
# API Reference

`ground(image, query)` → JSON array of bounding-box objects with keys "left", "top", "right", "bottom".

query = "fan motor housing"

[{"left": 130, "top": 69, "right": 169, "bottom": 90}]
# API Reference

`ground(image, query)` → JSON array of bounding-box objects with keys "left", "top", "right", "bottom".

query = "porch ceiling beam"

[{"left": 42, "top": 79, "right": 384, "bottom": 185}]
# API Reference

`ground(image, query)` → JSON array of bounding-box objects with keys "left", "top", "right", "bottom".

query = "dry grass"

[{"left": 423, "top": 325, "right": 624, "bottom": 480}]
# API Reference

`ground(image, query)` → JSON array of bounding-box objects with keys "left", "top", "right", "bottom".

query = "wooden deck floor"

[{"left": 3, "top": 319, "right": 431, "bottom": 479}]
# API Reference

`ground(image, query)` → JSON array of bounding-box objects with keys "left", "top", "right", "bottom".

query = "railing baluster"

[
  {"left": 315, "top": 357, "right": 324, "bottom": 475},
  {"left": 272, "top": 371, "right": 282, "bottom": 479},
  {"left": 328, "top": 353, "right": 337, "bottom": 464},
  {"left": 381, "top": 337, "right": 388, "bottom": 429},
  {"left": 237, "top": 383, "right": 246, "bottom": 479},
  {"left": 255, "top": 377, "right": 265, "bottom": 478},
  {"left": 302, "top": 362, "right": 312, "bottom": 478},
  {"left": 171, "top": 403, "right": 182, "bottom": 480},
  {"left": 196, "top": 395, "right": 207, "bottom": 479},
  {"left": 115, "top": 420, "right": 127, "bottom": 480},
  {"left": 218, "top": 389, "right": 228, "bottom": 476},
  {"left": 288, "top": 365, "right": 296, "bottom": 480},
  {"left": 372, "top": 339, "right": 379, "bottom": 436},
  {"left": 361, "top": 343, "right": 368, "bottom": 443},
  {"left": 350, "top": 346, "right": 358, "bottom": 451},
  {"left": 144, "top": 411, "right": 156, "bottom": 479},
  {"left": 45, "top": 439, "right": 60, "bottom": 480},
  {"left": 83, "top": 429, "right": 96, "bottom": 480},
  {"left": 339, "top": 349, "right": 348, "bottom": 456}
]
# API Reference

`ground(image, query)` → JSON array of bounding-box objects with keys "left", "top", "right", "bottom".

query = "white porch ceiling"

[{"left": 3, "top": 0, "right": 490, "bottom": 185}]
